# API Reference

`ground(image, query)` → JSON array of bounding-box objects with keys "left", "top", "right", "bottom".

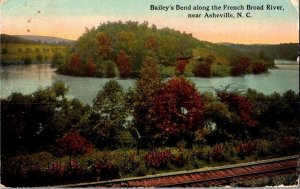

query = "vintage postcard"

[{"left": 1, "top": 0, "right": 299, "bottom": 187}]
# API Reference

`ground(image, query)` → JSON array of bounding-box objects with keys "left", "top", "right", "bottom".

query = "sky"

[{"left": 0, "top": 0, "right": 299, "bottom": 44}]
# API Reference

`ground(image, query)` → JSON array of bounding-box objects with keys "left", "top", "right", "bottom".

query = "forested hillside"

[
  {"left": 224, "top": 43, "right": 298, "bottom": 61},
  {"left": 56, "top": 21, "right": 247, "bottom": 78}
]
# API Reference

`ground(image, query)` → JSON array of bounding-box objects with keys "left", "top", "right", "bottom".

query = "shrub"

[
  {"left": 254, "top": 139, "right": 272, "bottom": 157},
  {"left": 55, "top": 132, "right": 93, "bottom": 157},
  {"left": 252, "top": 60, "right": 268, "bottom": 74},
  {"left": 193, "top": 62, "right": 212, "bottom": 77},
  {"left": 65, "top": 159, "right": 85, "bottom": 181},
  {"left": 279, "top": 136, "right": 298, "bottom": 154},
  {"left": 230, "top": 56, "right": 251, "bottom": 76},
  {"left": 176, "top": 59, "right": 188, "bottom": 75},
  {"left": 222, "top": 143, "right": 237, "bottom": 162},
  {"left": 236, "top": 141, "right": 256, "bottom": 159},
  {"left": 134, "top": 162, "right": 148, "bottom": 176},
  {"left": 116, "top": 151, "right": 140, "bottom": 175},
  {"left": 191, "top": 145, "right": 203, "bottom": 160},
  {"left": 199, "top": 146, "right": 212, "bottom": 163},
  {"left": 92, "top": 162, "right": 120, "bottom": 180},
  {"left": 144, "top": 149, "right": 172, "bottom": 169},
  {"left": 212, "top": 144, "right": 223, "bottom": 162},
  {"left": 47, "top": 162, "right": 65, "bottom": 178}
]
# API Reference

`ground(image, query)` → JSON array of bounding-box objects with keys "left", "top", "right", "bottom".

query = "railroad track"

[{"left": 61, "top": 155, "right": 299, "bottom": 187}]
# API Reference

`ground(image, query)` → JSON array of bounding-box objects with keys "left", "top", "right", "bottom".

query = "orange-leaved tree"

[
  {"left": 116, "top": 50, "right": 132, "bottom": 78},
  {"left": 55, "top": 132, "right": 93, "bottom": 167},
  {"left": 149, "top": 77, "right": 204, "bottom": 145}
]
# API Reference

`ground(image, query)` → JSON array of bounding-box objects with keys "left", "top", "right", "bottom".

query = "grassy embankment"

[
  {"left": 1, "top": 43, "right": 67, "bottom": 63},
  {"left": 160, "top": 43, "right": 238, "bottom": 77}
]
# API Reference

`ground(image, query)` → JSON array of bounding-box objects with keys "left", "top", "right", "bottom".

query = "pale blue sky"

[{"left": 1, "top": 0, "right": 299, "bottom": 44}]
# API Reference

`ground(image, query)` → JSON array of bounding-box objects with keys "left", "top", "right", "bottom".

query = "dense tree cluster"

[
  {"left": 53, "top": 21, "right": 200, "bottom": 78},
  {"left": 193, "top": 55, "right": 215, "bottom": 77}
]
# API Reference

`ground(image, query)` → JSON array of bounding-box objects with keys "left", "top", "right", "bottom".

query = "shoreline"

[{"left": 275, "top": 64, "right": 299, "bottom": 69}]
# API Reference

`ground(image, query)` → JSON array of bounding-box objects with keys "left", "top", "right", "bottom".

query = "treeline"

[
  {"left": 1, "top": 57, "right": 299, "bottom": 186},
  {"left": 225, "top": 43, "right": 298, "bottom": 61}
]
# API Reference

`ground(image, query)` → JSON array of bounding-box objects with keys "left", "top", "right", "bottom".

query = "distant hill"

[
  {"left": 1, "top": 34, "right": 74, "bottom": 45},
  {"left": 15, "top": 35, "right": 74, "bottom": 45},
  {"left": 220, "top": 43, "right": 298, "bottom": 61},
  {"left": 1, "top": 34, "right": 37, "bottom": 44}
]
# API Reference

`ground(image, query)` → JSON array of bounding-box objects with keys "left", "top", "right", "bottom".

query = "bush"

[
  {"left": 212, "top": 144, "right": 223, "bottom": 162},
  {"left": 193, "top": 62, "right": 212, "bottom": 77},
  {"left": 47, "top": 162, "right": 65, "bottom": 178},
  {"left": 236, "top": 141, "right": 256, "bottom": 159},
  {"left": 279, "top": 136, "right": 298, "bottom": 154},
  {"left": 115, "top": 151, "right": 140, "bottom": 175},
  {"left": 134, "top": 162, "right": 148, "bottom": 176},
  {"left": 199, "top": 146, "right": 212, "bottom": 163},
  {"left": 144, "top": 149, "right": 172, "bottom": 169},
  {"left": 55, "top": 132, "right": 93, "bottom": 157},
  {"left": 252, "top": 60, "right": 268, "bottom": 74},
  {"left": 254, "top": 139, "right": 272, "bottom": 157},
  {"left": 92, "top": 162, "right": 120, "bottom": 180},
  {"left": 222, "top": 143, "right": 237, "bottom": 162}
]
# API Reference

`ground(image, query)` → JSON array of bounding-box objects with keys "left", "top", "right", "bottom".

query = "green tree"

[
  {"left": 51, "top": 52, "right": 65, "bottom": 67},
  {"left": 82, "top": 80, "right": 129, "bottom": 149},
  {"left": 1, "top": 81, "right": 69, "bottom": 155},
  {"left": 133, "top": 56, "right": 161, "bottom": 146}
]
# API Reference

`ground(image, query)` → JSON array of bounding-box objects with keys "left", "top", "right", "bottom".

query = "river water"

[{"left": 0, "top": 62, "right": 299, "bottom": 105}]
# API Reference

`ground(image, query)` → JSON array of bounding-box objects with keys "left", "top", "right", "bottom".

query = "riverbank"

[{"left": 275, "top": 64, "right": 299, "bottom": 69}]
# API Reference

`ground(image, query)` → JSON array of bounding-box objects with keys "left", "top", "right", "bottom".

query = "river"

[{"left": 0, "top": 62, "right": 299, "bottom": 105}]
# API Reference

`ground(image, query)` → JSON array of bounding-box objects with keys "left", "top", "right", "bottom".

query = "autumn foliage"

[
  {"left": 175, "top": 59, "right": 188, "bottom": 75},
  {"left": 85, "top": 58, "right": 96, "bottom": 76},
  {"left": 193, "top": 62, "right": 212, "bottom": 77},
  {"left": 236, "top": 141, "right": 256, "bottom": 158},
  {"left": 145, "top": 35, "right": 158, "bottom": 51},
  {"left": 144, "top": 149, "right": 172, "bottom": 169},
  {"left": 116, "top": 50, "right": 132, "bottom": 78},
  {"left": 96, "top": 32, "right": 112, "bottom": 59},
  {"left": 55, "top": 133, "right": 93, "bottom": 157},
  {"left": 252, "top": 60, "right": 268, "bottom": 74},
  {"left": 150, "top": 77, "right": 204, "bottom": 134},
  {"left": 231, "top": 56, "right": 251, "bottom": 76},
  {"left": 217, "top": 92, "right": 256, "bottom": 126},
  {"left": 69, "top": 52, "right": 81, "bottom": 74},
  {"left": 212, "top": 144, "right": 223, "bottom": 162}
]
